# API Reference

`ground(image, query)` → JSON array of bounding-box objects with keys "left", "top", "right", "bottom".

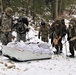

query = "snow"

[
  {"left": 0, "top": 24, "right": 76, "bottom": 75},
  {"left": 71, "top": 15, "right": 76, "bottom": 18},
  {"left": 0, "top": 53, "right": 76, "bottom": 75}
]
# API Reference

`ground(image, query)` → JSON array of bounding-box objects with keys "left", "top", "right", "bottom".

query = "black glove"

[
  {"left": 26, "top": 28, "right": 29, "bottom": 32},
  {"left": 67, "top": 37, "right": 71, "bottom": 41}
]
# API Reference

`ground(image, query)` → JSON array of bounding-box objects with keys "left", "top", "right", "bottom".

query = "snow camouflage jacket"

[{"left": 0, "top": 13, "right": 13, "bottom": 32}]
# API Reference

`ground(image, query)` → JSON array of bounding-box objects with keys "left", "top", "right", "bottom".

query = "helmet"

[
  {"left": 5, "top": 7, "right": 13, "bottom": 14},
  {"left": 18, "top": 18, "right": 22, "bottom": 22}
]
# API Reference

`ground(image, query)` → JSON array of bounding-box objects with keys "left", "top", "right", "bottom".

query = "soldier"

[
  {"left": 12, "top": 7, "right": 29, "bottom": 42},
  {"left": 51, "top": 19, "right": 66, "bottom": 54},
  {"left": 38, "top": 21, "right": 50, "bottom": 43},
  {"left": 0, "top": 7, "right": 13, "bottom": 45},
  {"left": 67, "top": 18, "right": 76, "bottom": 58},
  {"left": 15, "top": 18, "right": 29, "bottom": 42}
]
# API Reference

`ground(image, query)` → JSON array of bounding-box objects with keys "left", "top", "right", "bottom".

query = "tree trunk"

[
  {"left": 58, "top": 0, "right": 65, "bottom": 16},
  {"left": 51, "top": 0, "right": 58, "bottom": 19},
  {"left": 55, "top": 0, "right": 58, "bottom": 18},
  {"left": 0, "top": 0, "right": 3, "bottom": 13},
  {"left": 26, "top": 0, "right": 29, "bottom": 16}
]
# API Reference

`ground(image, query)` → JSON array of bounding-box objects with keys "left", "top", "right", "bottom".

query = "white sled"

[{"left": 2, "top": 45, "right": 51, "bottom": 61}]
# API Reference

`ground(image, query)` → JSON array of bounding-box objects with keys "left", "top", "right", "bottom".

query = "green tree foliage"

[{"left": 2, "top": 0, "right": 76, "bottom": 20}]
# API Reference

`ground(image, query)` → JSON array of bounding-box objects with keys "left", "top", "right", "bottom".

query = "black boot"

[
  {"left": 59, "top": 50, "right": 62, "bottom": 54},
  {"left": 53, "top": 51, "right": 59, "bottom": 54},
  {"left": 67, "top": 55, "right": 74, "bottom": 58},
  {"left": 0, "top": 50, "right": 2, "bottom": 55}
]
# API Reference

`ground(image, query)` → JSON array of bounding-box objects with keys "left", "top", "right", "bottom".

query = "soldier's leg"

[
  {"left": 51, "top": 38, "right": 54, "bottom": 47},
  {"left": 1, "top": 32, "right": 7, "bottom": 45},
  {"left": 7, "top": 32, "right": 12, "bottom": 43},
  {"left": 51, "top": 33, "right": 53, "bottom": 44},
  {"left": 41, "top": 37, "right": 45, "bottom": 42},
  {"left": 45, "top": 38, "right": 48, "bottom": 43},
  {"left": 69, "top": 42, "right": 74, "bottom": 57},
  {"left": 21, "top": 34, "right": 26, "bottom": 42},
  {"left": 54, "top": 45, "right": 59, "bottom": 54},
  {"left": 59, "top": 39, "right": 63, "bottom": 53},
  {"left": 17, "top": 33, "right": 21, "bottom": 42}
]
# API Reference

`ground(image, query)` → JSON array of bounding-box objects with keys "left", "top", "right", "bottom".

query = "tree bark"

[
  {"left": 0, "top": 0, "right": 3, "bottom": 13},
  {"left": 55, "top": 0, "right": 58, "bottom": 18},
  {"left": 51, "top": 0, "right": 58, "bottom": 19}
]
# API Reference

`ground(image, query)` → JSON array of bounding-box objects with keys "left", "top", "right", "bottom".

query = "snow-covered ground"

[
  {"left": 0, "top": 23, "right": 76, "bottom": 75},
  {"left": 0, "top": 47, "right": 76, "bottom": 75}
]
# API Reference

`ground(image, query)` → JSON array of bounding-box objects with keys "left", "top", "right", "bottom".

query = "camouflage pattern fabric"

[
  {"left": 38, "top": 24, "right": 50, "bottom": 42},
  {"left": 16, "top": 22, "right": 27, "bottom": 42},
  {"left": 0, "top": 14, "right": 12, "bottom": 45}
]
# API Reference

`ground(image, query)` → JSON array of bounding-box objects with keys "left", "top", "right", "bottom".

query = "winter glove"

[
  {"left": 26, "top": 28, "right": 29, "bottom": 32},
  {"left": 67, "top": 37, "right": 71, "bottom": 41}
]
